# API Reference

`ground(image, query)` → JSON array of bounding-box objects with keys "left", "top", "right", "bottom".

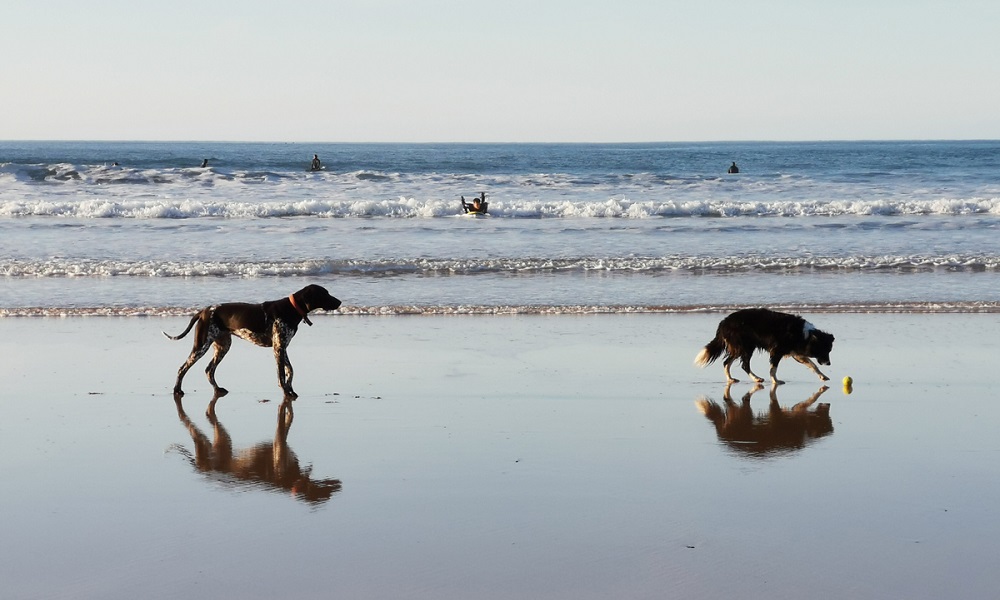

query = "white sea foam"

[
  {"left": 5, "top": 254, "right": 1000, "bottom": 279},
  {"left": 4, "top": 196, "right": 1000, "bottom": 219}
]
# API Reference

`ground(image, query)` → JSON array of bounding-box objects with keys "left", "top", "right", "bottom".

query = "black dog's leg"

[
  {"left": 768, "top": 353, "right": 785, "bottom": 385},
  {"left": 723, "top": 355, "right": 740, "bottom": 383},
  {"left": 792, "top": 355, "right": 830, "bottom": 382},
  {"left": 205, "top": 334, "right": 232, "bottom": 396},
  {"left": 742, "top": 353, "right": 766, "bottom": 384}
]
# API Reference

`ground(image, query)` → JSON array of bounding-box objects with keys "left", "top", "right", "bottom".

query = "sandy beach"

[{"left": 2, "top": 313, "right": 999, "bottom": 599}]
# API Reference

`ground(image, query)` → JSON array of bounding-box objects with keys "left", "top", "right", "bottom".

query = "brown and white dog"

[
  {"left": 695, "top": 308, "right": 835, "bottom": 385},
  {"left": 171, "top": 397, "right": 342, "bottom": 505},
  {"left": 164, "top": 284, "right": 341, "bottom": 398}
]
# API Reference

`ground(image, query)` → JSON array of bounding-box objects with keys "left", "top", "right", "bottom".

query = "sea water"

[{"left": 2, "top": 140, "right": 999, "bottom": 315}]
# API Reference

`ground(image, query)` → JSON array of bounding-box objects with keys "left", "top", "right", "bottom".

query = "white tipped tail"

[{"left": 694, "top": 347, "right": 711, "bottom": 367}]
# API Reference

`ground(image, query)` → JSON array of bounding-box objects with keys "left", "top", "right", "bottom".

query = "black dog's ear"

[{"left": 811, "top": 330, "right": 834, "bottom": 344}]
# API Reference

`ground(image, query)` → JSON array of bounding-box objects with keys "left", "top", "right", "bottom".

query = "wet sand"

[{"left": 2, "top": 313, "right": 999, "bottom": 599}]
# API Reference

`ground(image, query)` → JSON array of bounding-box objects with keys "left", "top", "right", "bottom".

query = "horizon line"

[{"left": 3, "top": 137, "right": 999, "bottom": 145}]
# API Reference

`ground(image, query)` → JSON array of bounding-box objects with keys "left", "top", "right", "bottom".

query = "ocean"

[
  {"left": 2, "top": 140, "right": 999, "bottom": 315},
  {"left": 6, "top": 141, "right": 1000, "bottom": 598}
]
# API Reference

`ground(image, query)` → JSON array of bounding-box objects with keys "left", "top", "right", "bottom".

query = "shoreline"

[{"left": 5, "top": 299, "right": 1000, "bottom": 317}]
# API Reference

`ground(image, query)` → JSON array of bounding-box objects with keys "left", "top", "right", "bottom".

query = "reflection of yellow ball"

[{"left": 843, "top": 376, "right": 853, "bottom": 386}]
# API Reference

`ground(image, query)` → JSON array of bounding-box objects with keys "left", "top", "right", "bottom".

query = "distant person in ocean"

[
  {"left": 201, "top": 159, "right": 209, "bottom": 168},
  {"left": 728, "top": 161, "right": 740, "bottom": 174},
  {"left": 461, "top": 192, "right": 488, "bottom": 214},
  {"left": 310, "top": 154, "right": 322, "bottom": 171}
]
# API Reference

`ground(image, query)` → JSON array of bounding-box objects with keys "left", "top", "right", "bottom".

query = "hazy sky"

[{"left": 4, "top": 0, "right": 999, "bottom": 142}]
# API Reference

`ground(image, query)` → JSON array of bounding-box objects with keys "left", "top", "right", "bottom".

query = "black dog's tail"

[
  {"left": 694, "top": 336, "right": 726, "bottom": 367},
  {"left": 162, "top": 314, "right": 200, "bottom": 341}
]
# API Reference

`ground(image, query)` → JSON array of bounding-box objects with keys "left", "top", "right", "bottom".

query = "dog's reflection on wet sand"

[
  {"left": 696, "top": 383, "right": 834, "bottom": 458},
  {"left": 171, "top": 395, "right": 342, "bottom": 505}
]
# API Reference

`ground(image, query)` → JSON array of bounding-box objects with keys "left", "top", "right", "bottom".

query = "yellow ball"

[{"left": 843, "top": 376, "right": 853, "bottom": 386}]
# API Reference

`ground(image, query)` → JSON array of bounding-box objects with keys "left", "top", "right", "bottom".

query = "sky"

[{"left": 3, "top": 0, "right": 999, "bottom": 142}]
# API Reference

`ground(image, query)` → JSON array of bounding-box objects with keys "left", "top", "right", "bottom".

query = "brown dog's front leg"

[
  {"left": 276, "top": 348, "right": 296, "bottom": 398},
  {"left": 272, "top": 327, "right": 297, "bottom": 399}
]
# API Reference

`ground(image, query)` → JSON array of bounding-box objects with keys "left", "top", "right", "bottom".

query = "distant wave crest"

[{"left": 4, "top": 159, "right": 1000, "bottom": 219}]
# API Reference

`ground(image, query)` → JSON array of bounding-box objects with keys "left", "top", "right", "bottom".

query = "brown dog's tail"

[
  {"left": 162, "top": 314, "right": 201, "bottom": 341},
  {"left": 694, "top": 336, "right": 726, "bottom": 367}
]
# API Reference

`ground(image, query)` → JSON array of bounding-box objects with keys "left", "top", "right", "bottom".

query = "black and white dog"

[{"left": 695, "top": 308, "right": 835, "bottom": 385}]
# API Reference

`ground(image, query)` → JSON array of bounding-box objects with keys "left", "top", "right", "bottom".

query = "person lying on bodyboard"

[{"left": 461, "top": 192, "right": 488, "bottom": 214}]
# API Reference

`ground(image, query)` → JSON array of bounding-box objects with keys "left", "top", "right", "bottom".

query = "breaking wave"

[
  {"left": 6, "top": 254, "right": 1000, "bottom": 278},
  {"left": 4, "top": 196, "right": 1000, "bottom": 219}
]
